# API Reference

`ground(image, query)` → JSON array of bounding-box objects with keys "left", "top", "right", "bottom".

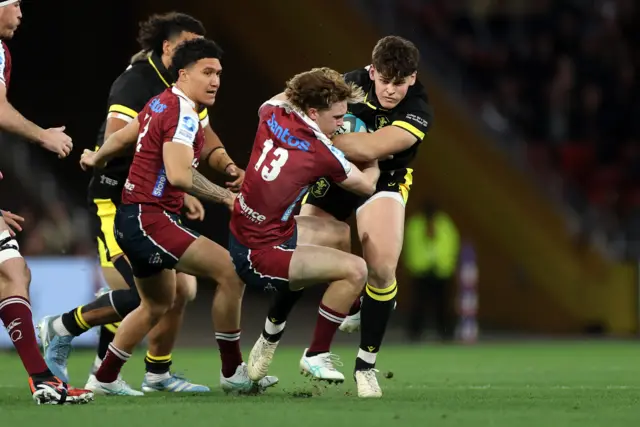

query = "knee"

[
  {"left": 367, "top": 261, "right": 397, "bottom": 289},
  {"left": 346, "top": 257, "right": 368, "bottom": 292},
  {"left": 212, "top": 265, "right": 245, "bottom": 299},
  {"left": 175, "top": 275, "right": 197, "bottom": 305},
  {"left": 0, "top": 258, "right": 31, "bottom": 295},
  {"left": 141, "top": 299, "right": 171, "bottom": 323}
]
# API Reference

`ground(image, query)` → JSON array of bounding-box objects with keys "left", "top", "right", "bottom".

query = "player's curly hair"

[
  {"left": 372, "top": 36, "right": 420, "bottom": 81},
  {"left": 172, "top": 38, "right": 223, "bottom": 72},
  {"left": 285, "top": 68, "right": 365, "bottom": 113},
  {"left": 137, "top": 12, "right": 206, "bottom": 57}
]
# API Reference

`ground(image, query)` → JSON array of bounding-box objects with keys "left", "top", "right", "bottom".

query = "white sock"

[
  {"left": 145, "top": 371, "right": 171, "bottom": 382},
  {"left": 357, "top": 348, "right": 377, "bottom": 365},
  {"left": 264, "top": 318, "right": 286, "bottom": 336},
  {"left": 52, "top": 316, "right": 72, "bottom": 336}
]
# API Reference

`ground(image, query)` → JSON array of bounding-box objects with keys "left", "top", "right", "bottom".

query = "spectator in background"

[{"left": 403, "top": 201, "right": 459, "bottom": 342}]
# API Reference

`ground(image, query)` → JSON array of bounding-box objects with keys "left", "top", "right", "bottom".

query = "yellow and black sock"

[
  {"left": 145, "top": 352, "right": 172, "bottom": 374},
  {"left": 356, "top": 281, "right": 398, "bottom": 371},
  {"left": 60, "top": 306, "right": 92, "bottom": 337},
  {"left": 97, "top": 322, "right": 120, "bottom": 360}
]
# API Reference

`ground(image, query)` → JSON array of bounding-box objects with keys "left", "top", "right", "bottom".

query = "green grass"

[{"left": 1, "top": 342, "right": 640, "bottom": 426}]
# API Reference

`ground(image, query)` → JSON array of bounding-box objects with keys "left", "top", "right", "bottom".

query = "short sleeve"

[
  {"left": 322, "top": 144, "right": 352, "bottom": 183},
  {"left": 106, "top": 70, "right": 150, "bottom": 123},
  {"left": 390, "top": 99, "right": 433, "bottom": 142},
  {"left": 164, "top": 99, "right": 199, "bottom": 147}
]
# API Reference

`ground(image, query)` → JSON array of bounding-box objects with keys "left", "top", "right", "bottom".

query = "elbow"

[
  {"left": 365, "top": 181, "right": 376, "bottom": 196},
  {"left": 166, "top": 169, "right": 190, "bottom": 190}
]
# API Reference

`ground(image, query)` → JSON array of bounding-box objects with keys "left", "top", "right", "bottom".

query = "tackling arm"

[
  {"left": 163, "top": 142, "right": 235, "bottom": 208},
  {"left": 336, "top": 160, "right": 380, "bottom": 196},
  {"left": 93, "top": 119, "right": 140, "bottom": 165},
  {"left": 332, "top": 126, "right": 418, "bottom": 162}
]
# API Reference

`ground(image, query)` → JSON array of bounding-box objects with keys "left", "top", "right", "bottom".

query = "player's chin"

[
  {"left": 1, "top": 28, "right": 15, "bottom": 39},
  {"left": 201, "top": 92, "right": 217, "bottom": 106}
]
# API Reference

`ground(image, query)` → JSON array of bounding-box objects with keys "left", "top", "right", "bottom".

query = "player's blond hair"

[{"left": 285, "top": 67, "right": 365, "bottom": 113}]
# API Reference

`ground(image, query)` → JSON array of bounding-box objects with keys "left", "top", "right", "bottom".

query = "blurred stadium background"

[{"left": 2, "top": 0, "right": 640, "bottom": 350}]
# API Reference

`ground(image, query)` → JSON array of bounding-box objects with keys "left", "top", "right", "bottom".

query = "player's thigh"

[
  {"left": 295, "top": 215, "right": 350, "bottom": 249},
  {"left": 174, "top": 236, "right": 239, "bottom": 286},
  {"left": 356, "top": 194, "right": 406, "bottom": 281},
  {"left": 288, "top": 244, "right": 367, "bottom": 290},
  {"left": 0, "top": 217, "right": 30, "bottom": 296}
]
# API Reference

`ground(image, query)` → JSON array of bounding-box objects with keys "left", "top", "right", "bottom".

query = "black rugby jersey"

[
  {"left": 88, "top": 52, "right": 209, "bottom": 202},
  {"left": 344, "top": 67, "right": 433, "bottom": 171}
]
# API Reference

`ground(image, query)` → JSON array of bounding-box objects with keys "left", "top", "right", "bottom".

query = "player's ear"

[
  {"left": 368, "top": 66, "right": 376, "bottom": 81},
  {"left": 307, "top": 108, "right": 318, "bottom": 120},
  {"left": 408, "top": 72, "right": 417, "bottom": 86},
  {"left": 162, "top": 39, "right": 173, "bottom": 58}
]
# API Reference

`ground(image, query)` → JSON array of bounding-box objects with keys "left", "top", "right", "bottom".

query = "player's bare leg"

[
  {"left": 299, "top": 203, "right": 363, "bottom": 331},
  {"left": 248, "top": 216, "right": 365, "bottom": 384},
  {"left": 248, "top": 213, "right": 352, "bottom": 380},
  {"left": 174, "top": 235, "right": 278, "bottom": 394},
  {"left": 0, "top": 218, "right": 93, "bottom": 404},
  {"left": 352, "top": 195, "right": 406, "bottom": 398},
  {"left": 141, "top": 273, "right": 209, "bottom": 393},
  {"left": 91, "top": 269, "right": 176, "bottom": 396}
]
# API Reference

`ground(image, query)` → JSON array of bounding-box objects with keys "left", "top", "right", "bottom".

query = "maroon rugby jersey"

[
  {"left": 122, "top": 86, "right": 205, "bottom": 214},
  {"left": 230, "top": 100, "right": 352, "bottom": 248}
]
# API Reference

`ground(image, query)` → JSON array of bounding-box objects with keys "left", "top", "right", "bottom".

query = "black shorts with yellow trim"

[
  {"left": 302, "top": 168, "right": 413, "bottom": 221},
  {"left": 88, "top": 197, "right": 124, "bottom": 268}
]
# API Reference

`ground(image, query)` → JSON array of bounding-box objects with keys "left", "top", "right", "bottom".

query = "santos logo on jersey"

[{"left": 267, "top": 113, "right": 311, "bottom": 152}]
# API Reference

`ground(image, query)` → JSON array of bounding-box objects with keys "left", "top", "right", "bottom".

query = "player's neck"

[{"left": 173, "top": 83, "right": 198, "bottom": 109}]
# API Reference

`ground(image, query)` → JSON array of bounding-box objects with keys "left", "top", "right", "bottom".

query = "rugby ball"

[{"left": 336, "top": 113, "right": 367, "bottom": 134}]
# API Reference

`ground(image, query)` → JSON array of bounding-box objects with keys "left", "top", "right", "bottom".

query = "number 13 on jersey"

[{"left": 254, "top": 139, "right": 289, "bottom": 181}]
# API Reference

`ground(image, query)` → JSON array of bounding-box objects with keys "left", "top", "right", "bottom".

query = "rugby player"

[
  {"left": 0, "top": 0, "right": 93, "bottom": 404},
  {"left": 250, "top": 36, "right": 433, "bottom": 398},
  {"left": 37, "top": 13, "right": 244, "bottom": 394},
  {"left": 79, "top": 38, "right": 277, "bottom": 395},
  {"left": 230, "top": 68, "right": 380, "bottom": 385}
]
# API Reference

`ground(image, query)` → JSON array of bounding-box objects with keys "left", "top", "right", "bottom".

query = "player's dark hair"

[
  {"left": 171, "top": 38, "right": 223, "bottom": 72},
  {"left": 372, "top": 35, "right": 420, "bottom": 81},
  {"left": 137, "top": 12, "right": 206, "bottom": 57},
  {"left": 285, "top": 67, "right": 364, "bottom": 113}
]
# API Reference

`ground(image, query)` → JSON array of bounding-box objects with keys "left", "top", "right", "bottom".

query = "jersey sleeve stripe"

[
  {"left": 107, "top": 112, "right": 135, "bottom": 123},
  {"left": 198, "top": 109, "right": 208, "bottom": 121},
  {"left": 392, "top": 120, "right": 425, "bottom": 140},
  {"left": 108, "top": 104, "right": 138, "bottom": 119}
]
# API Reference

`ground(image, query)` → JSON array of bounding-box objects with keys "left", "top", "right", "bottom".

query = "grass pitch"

[{"left": 1, "top": 341, "right": 639, "bottom": 426}]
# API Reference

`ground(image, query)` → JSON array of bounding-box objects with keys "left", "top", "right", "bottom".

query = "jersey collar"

[
  {"left": 171, "top": 86, "right": 197, "bottom": 110},
  {"left": 148, "top": 52, "right": 174, "bottom": 88}
]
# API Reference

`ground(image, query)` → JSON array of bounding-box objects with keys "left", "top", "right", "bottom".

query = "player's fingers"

[{"left": 5, "top": 211, "right": 25, "bottom": 223}]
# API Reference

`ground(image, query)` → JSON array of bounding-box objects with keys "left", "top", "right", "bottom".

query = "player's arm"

[
  {"left": 322, "top": 143, "right": 380, "bottom": 196},
  {"left": 332, "top": 126, "right": 418, "bottom": 162},
  {"left": 337, "top": 160, "right": 380, "bottom": 196},
  {"left": 164, "top": 143, "right": 236, "bottom": 209},
  {"left": 332, "top": 108, "right": 432, "bottom": 162},
  {"left": 101, "top": 72, "right": 148, "bottom": 146},
  {"left": 81, "top": 119, "right": 140, "bottom": 170},
  {"left": 0, "top": 84, "right": 45, "bottom": 143},
  {"left": 200, "top": 121, "right": 245, "bottom": 191}
]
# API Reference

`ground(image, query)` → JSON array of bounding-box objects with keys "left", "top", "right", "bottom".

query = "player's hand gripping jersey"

[
  {"left": 122, "top": 86, "right": 205, "bottom": 213},
  {"left": 230, "top": 100, "right": 352, "bottom": 248}
]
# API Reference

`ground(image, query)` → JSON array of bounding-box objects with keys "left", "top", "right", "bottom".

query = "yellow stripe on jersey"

[
  {"left": 108, "top": 104, "right": 138, "bottom": 119},
  {"left": 392, "top": 120, "right": 425, "bottom": 140},
  {"left": 199, "top": 109, "right": 208, "bottom": 121}
]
